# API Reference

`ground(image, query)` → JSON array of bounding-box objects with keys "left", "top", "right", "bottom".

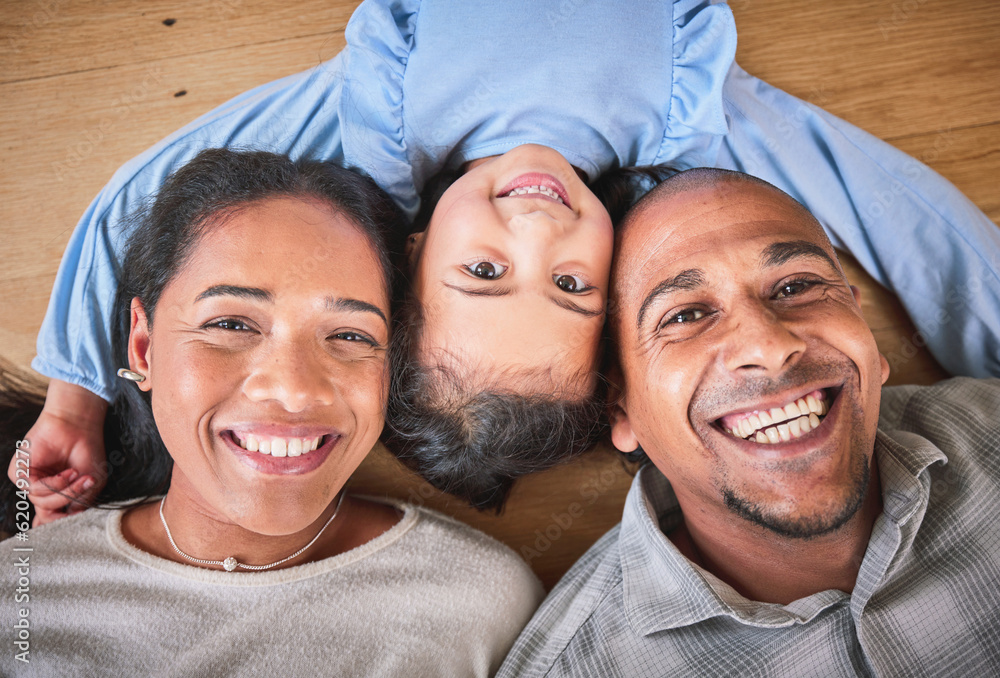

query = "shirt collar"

[
  {"left": 873, "top": 428, "right": 946, "bottom": 524},
  {"left": 619, "top": 427, "right": 947, "bottom": 637}
]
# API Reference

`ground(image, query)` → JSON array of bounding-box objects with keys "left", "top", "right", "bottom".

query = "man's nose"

[
  {"left": 242, "top": 338, "right": 337, "bottom": 412},
  {"left": 721, "top": 302, "right": 806, "bottom": 376}
]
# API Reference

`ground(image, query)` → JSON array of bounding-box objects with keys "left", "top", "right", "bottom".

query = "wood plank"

[
  {"left": 0, "top": 34, "right": 346, "bottom": 366},
  {"left": 0, "top": 0, "right": 359, "bottom": 83},
  {"left": 890, "top": 122, "right": 1000, "bottom": 224},
  {"left": 732, "top": 0, "right": 1000, "bottom": 140}
]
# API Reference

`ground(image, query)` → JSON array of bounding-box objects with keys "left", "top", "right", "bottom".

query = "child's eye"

[
  {"left": 464, "top": 261, "right": 508, "bottom": 280},
  {"left": 554, "top": 274, "right": 593, "bottom": 294}
]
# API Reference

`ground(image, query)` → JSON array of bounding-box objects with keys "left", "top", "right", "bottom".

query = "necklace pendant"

[{"left": 222, "top": 557, "right": 239, "bottom": 572}]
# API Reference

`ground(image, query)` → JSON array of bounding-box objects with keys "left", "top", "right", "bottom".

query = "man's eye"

[
  {"left": 773, "top": 280, "right": 815, "bottom": 299},
  {"left": 554, "top": 274, "right": 592, "bottom": 293},
  {"left": 207, "top": 319, "right": 253, "bottom": 332},
  {"left": 465, "top": 261, "right": 508, "bottom": 280},
  {"left": 662, "top": 308, "right": 707, "bottom": 326}
]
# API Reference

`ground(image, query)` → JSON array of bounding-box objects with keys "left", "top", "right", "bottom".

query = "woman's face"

[
  {"left": 408, "top": 144, "right": 613, "bottom": 395},
  {"left": 129, "top": 196, "right": 390, "bottom": 536}
]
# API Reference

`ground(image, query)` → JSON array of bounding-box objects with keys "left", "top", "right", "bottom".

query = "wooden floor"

[{"left": 1, "top": 1, "right": 998, "bottom": 588}]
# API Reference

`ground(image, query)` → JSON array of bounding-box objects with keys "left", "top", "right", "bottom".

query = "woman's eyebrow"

[
  {"left": 326, "top": 297, "right": 387, "bottom": 324},
  {"left": 196, "top": 284, "right": 271, "bottom": 302}
]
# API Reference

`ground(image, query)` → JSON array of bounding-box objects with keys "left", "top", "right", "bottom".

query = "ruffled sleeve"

[
  {"left": 339, "top": 0, "right": 423, "bottom": 220},
  {"left": 656, "top": 0, "right": 737, "bottom": 167}
]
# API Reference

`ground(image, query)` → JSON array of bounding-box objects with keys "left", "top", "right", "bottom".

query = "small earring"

[
  {"left": 408, "top": 236, "right": 416, "bottom": 243},
  {"left": 117, "top": 368, "right": 146, "bottom": 383}
]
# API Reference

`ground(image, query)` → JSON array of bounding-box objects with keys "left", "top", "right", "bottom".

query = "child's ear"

[
  {"left": 405, "top": 232, "right": 426, "bottom": 271},
  {"left": 606, "top": 363, "right": 639, "bottom": 454},
  {"left": 128, "top": 298, "right": 153, "bottom": 392}
]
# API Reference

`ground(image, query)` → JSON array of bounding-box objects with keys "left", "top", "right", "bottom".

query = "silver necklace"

[{"left": 158, "top": 491, "right": 347, "bottom": 572}]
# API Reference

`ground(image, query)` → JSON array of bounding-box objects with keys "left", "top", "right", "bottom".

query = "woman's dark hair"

[
  {"left": 1, "top": 149, "right": 404, "bottom": 531},
  {"left": 380, "top": 162, "right": 675, "bottom": 512}
]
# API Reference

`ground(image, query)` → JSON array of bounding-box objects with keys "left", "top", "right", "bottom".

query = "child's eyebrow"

[
  {"left": 442, "top": 282, "right": 515, "bottom": 297},
  {"left": 443, "top": 282, "right": 603, "bottom": 318}
]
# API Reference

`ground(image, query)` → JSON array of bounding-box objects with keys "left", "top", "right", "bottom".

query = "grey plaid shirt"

[{"left": 499, "top": 378, "right": 1000, "bottom": 677}]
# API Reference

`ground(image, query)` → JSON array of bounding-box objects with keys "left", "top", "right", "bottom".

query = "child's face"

[{"left": 408, "top": 144, "right": 613, "bottom": 395}]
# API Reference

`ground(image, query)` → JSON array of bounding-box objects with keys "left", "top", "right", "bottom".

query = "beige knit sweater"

[{"left": 1, "top": 500, "right": 544, "bottom": 677}]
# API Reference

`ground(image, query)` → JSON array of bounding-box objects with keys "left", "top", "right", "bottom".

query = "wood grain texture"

[
  {"left": 0, "top": 0, "right": 352, "bottom": 83},
  {"left": 1, "top": 0, "right": 997, "bottom": 587}
]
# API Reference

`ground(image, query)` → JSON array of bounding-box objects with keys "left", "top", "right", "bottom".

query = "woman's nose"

[{"left": 242, "top": 340, "right": 337, "bottom": 412}]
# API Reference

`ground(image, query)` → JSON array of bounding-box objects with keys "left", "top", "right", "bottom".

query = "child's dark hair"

[
  {"left": 379, "top": 162, "right": 675, "bottom": 512},
  {"left": 383, "top": 295, "right": 609, "bottom": 512},
  {"left": 1, "top": 149, "right": 403, "bottom": 532}
]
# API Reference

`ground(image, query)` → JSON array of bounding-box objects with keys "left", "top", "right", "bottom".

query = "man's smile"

[{"left": 717, "top": 387, "right": 838, "bottom": 444}]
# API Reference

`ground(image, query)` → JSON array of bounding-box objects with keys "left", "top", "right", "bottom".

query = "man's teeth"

[
  {"left": 234, "top": 434, "right": 322, "bottom": 457},
  {"left": 504, "top": 185, "right": 564, "bottom": 204},
  {"left": 725, "top": 393, "right": 829, "bottom": 444}
]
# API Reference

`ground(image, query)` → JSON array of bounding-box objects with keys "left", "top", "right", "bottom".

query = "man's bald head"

[{"left": 610, "top": 168, "right": 839, "bottom": 341}]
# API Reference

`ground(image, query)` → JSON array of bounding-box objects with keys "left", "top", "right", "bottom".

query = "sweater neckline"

[{"left": 105, "top": 498, "right": 419, "bottom": 586}]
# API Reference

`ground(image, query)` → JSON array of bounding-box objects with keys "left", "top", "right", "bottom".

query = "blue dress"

[{"left": 34, "top": 0, "right": 1000, "bottom": 400}]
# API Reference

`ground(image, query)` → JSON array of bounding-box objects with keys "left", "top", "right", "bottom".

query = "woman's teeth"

[
  {"left": 503, "top": 185, "right": 564, "bottom": 204},
  {"left": 722, "top": 391, "right": 829, "bottom": 444},
  {"left": 233, "top": 434, "right": 323, "bottom": 457}
]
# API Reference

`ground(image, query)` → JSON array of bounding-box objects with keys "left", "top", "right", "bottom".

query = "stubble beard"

[{"left": 721, "top": 451, "right": 870, "bottom": 540}]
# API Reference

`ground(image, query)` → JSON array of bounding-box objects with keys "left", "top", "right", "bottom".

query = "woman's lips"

[
  {"left": 222, "top": 430, "right": 340, "bottom": 475},
  {"left": 496, "top": 173, "right": 572, "bottom": 209}
]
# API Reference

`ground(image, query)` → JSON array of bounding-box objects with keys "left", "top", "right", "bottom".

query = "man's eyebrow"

[
  {"left": 196, "top": 285, "right": 272, "bottom": 303},
  {"left": 326, "top": 297, "right": 387, "bottom": 324},
  {"left": 442, "top": 282, "right": 515, "bottom": 297},
  {"left": 760, "top": 240, "right": 838, "bottom": 270},
  {"left": 636, "top": 269, "right": 705, "bottom": 329}
]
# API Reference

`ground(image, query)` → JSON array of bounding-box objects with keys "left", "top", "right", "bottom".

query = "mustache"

[{"left": 692, "top": 358, "right": 853, "bottom": 420}]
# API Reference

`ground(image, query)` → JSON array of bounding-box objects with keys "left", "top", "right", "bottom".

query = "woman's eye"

[
  {"left": 465, "top": 261, "right": 508, "bottom": 280},
  {"left": 331, "top": 331, "right": 378, "bottom": 348},
  {"left": 662, "top": 308, "right": 707, "bottom": 326},
  {"left": 554, "top": 274, "right": 591, "bottom": 293}
]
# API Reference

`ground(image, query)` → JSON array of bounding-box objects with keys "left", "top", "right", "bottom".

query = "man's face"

[{"left": 610, "top": 177, "right": 889, "bottom": 538}]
